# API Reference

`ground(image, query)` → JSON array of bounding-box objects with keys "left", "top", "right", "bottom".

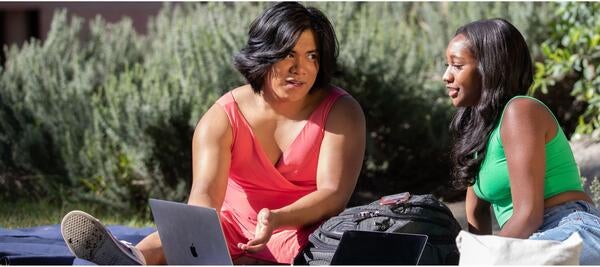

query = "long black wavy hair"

[
  {"left": 233, "top": 2, "right": 339, "bottom": 93},
  {"left": 449, "top": 18, "right": 534, "bottom": 189}
]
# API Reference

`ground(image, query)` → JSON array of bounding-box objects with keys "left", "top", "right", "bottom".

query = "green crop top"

[{"left": 473, "top": 96, "right": 583, "bottom": 227}]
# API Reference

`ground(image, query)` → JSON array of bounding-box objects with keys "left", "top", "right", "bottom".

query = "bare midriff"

[{"left": 544, "top": 190, "right": 593, "bottom": 209}]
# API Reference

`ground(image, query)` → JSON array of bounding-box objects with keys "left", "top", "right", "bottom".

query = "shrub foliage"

[
  {"left": 4, "top": 2, "right": 596, "bottom": 211},
  {"left": 531, "top": 2, "right": 600, "bottom": 204}
]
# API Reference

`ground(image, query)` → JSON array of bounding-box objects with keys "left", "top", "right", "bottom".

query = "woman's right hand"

[{"left": 238, "top": 208, "right": 276, "bottom": 253}]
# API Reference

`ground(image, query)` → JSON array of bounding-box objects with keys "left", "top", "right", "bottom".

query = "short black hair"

[{"left": 233, "top": 2, "right": 339, "bottom": 93}]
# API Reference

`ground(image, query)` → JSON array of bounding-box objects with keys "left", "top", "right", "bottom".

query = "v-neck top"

[{"left": 215, "top": 86, "right": 348, "bottom": 263}]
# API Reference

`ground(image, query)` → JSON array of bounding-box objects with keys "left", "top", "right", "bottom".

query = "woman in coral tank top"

[{"left": 60, "top": 2, "right": 365, "bottom": 265}]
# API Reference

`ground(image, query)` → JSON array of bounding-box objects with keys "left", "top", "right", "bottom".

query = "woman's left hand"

[{"left": 238, "top": 208, "right": 275, "bottom": 253}]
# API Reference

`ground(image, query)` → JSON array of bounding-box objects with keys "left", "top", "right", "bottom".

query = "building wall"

[{"left": 0, "top": 2, "right": 164, "bottom": 61}]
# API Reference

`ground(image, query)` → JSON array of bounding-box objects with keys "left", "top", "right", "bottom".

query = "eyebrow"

[{"left": 290, "top": 49, "right": 319, "bottom": 54}]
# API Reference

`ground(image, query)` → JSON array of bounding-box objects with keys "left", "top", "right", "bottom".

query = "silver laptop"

[{"left": 149, "top": 198, "right": 233, "bottom": 265}]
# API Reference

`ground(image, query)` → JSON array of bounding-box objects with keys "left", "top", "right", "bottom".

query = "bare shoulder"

[
  {"left": 502, "top": 97, "right": 553, "bottom": 126},
  {"left": 230, "top": 84, "right": 254, "bottom": 105},
  {"left": 197, "top": 84, "right": 251, "bottom": 134},
  {"left": 326, "top": 94, "right": 365, "bottom": 132},
  {"left": 194, "top": 97, "right": 234, "bottom": 146},
  {"left": 501, "top": 97, "right": 555, "bottom": 141}
]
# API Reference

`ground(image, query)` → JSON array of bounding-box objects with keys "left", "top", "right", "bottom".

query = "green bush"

[
  {"left": 77, "top": 3, "right": 257, "bottom": 211},
  {"left": 530, "top": 2, "right": 600, "bottom": 206},
  {"left": 531, "top": 2, "right": 600, "bottom": 140},
  {"left": 0, "top": 2, "right": 562, "bottom": 210},
  {"left": 0, "top": 11, "right": 144, "bottom": 202}
]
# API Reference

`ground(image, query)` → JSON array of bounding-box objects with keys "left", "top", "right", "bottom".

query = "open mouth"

[
  {"left": 286, "top": 79, "right": 304, "bottom": 87},
  {"left": 447, "top": 87, "right": 459, "bottom": 98}
]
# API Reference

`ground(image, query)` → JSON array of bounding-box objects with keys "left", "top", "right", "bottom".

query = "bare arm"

[
  {"left": 497, "top": 98, "right": 549, "bottom": 238},
  {"left": 241, "top": 96, "right": 366, "bottom": 252},
  {"left": 466, "top": 186, "right": 492, "bottom": 235},
  {"left": 136, "top": 103, "right": 232, "bottom": 264},
  {"left": 187, "top": 103, "right": 232, "bottom": 211}
]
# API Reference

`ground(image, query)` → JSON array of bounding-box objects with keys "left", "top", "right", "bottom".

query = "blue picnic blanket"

[{"left": 0, "top": 224, "right": 155, "bottom": 265}]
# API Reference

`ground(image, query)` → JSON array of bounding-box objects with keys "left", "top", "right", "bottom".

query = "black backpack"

[{"left": 294, "top": 194, "right": 461, "bottom": 265}]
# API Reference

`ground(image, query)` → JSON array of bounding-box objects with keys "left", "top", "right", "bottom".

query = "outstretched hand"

[{"left": 237, "top": 208, "right": 275, "bottom": 253}]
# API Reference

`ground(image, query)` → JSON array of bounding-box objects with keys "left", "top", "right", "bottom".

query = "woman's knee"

[{"left": 136, "top": 231, "right": 166, "bottom": 264}]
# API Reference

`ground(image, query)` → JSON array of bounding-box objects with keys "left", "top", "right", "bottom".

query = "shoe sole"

[{"left": 61, "top": 210, "right": 142, "bottom": 265}]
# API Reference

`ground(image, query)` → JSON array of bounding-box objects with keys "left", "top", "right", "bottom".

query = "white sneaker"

[{"left": 61, "top": 210, "right": 146, "bottom": 265}]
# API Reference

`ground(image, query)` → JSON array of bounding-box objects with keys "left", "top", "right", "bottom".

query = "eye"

[
  {"left": 307, "top": 52, "right": 319, "bottom": 61},
  {"left": 452, "top": 64, "right": 464, "bottom": 70},
  {"left": 285, "top": 53, "right": 294, "bottom": 59}
]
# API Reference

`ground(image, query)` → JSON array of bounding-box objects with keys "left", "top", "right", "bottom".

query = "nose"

[
  {"left": 442, "top": 66, "right": 453, "bottom": 84},
  {"left": 290, "top": 57, "right": 307, "bottom": 75}
]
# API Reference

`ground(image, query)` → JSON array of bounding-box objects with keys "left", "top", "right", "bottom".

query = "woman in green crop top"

[{"left": 443, "top": 18, "right": 600, "bottom": 264}]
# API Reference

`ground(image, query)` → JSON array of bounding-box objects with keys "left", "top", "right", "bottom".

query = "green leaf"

[{"left": 584, "top": 64, "right": 595, "bottom": 81}]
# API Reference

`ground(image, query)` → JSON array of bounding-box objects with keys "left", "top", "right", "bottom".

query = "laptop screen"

[{"left": 330, "top": 230, "right": 428, "bottom": 265}]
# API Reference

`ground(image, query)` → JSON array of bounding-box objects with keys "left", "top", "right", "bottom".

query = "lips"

[
  {"left": 447, "top": 87, "right": 459, "bottom": 98},
  {"left": 285, "top": 79, "right": 304, "bottom": 88}
]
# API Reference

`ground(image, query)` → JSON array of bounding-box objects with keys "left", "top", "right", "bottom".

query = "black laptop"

[{"left": 330, "top": 230, "right": 428, "bottom": 265}]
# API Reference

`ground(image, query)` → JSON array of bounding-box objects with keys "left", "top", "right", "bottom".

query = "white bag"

[{"left": 456, "top": 230, "right": 583, "bottom": 265}]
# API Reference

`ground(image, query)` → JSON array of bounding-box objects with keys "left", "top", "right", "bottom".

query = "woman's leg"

[
  {"left": 529, "top": 201, "right": 600, "bottom": 265},
  {"left": 233, "top": 255, "right": 278, "bottom": 265},
  {"left": 136, "top": 231, "right": 167, "bottom": 264}
]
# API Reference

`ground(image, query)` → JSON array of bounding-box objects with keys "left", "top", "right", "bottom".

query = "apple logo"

[{"left": 190, "top": 243, "right": 198, "bottom": 257}]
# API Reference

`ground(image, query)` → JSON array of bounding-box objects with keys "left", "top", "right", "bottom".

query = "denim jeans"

[{"left": 529, "top": 200, "right": 600, "bottom": 265}]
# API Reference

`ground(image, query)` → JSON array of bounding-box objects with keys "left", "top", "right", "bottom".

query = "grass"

[{"left": 0, "top": 199, "right": 154, "bottom": 229}]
